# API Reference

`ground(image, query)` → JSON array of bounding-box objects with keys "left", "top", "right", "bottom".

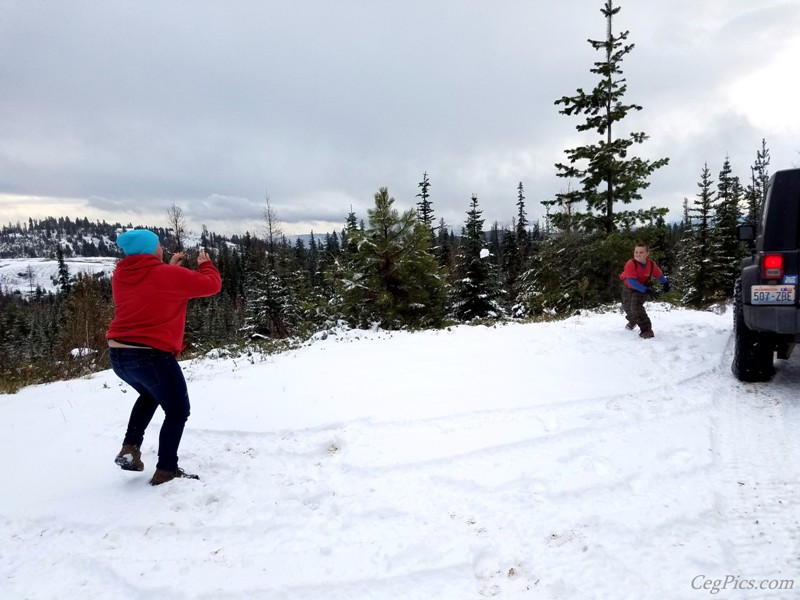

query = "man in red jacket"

[
  {"left": 619, "top": 242, "right": 669, "bottom": 339},
  {"left": 107, "top": 229, "right": 221, "bottom": 485}
]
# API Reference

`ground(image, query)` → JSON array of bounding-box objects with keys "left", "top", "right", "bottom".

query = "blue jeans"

[{"left": 109, "top": 348, "right": 191, "bottom": 471}]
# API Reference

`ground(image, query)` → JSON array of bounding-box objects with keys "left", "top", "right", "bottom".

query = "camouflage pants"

[{"left": 620, "top": 285, "right": 651, "bottom": 332}]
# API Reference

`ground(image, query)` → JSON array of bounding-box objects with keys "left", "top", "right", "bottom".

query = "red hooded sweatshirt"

[{"left": 107, "top": 255, "right": 222, "bottom": 355}]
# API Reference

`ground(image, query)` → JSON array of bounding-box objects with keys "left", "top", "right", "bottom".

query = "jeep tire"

[{"left": 732, "top": 279, "right": 775, "bottom": 382}]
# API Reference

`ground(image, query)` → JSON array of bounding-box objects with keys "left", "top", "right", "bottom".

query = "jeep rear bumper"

[{"left": 744, "top": 305, "right": 800, "bottom": 335}]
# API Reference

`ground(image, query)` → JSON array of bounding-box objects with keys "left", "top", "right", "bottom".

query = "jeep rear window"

[{"left": 761, "top": 172, "right": 800, "bottom": 251}]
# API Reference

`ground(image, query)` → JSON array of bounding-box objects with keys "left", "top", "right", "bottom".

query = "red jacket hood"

[{"left": 113, "top": 254, "right": 163, "bottom": 285}]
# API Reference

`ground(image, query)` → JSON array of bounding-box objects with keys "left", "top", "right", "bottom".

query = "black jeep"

[{"left": 733, "top": 168, "right": 800, "bottom": 381}]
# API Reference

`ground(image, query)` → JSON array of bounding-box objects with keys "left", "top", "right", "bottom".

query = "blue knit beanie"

[{"left": 117, "top": 229, "right": 159, "bottom": 256}]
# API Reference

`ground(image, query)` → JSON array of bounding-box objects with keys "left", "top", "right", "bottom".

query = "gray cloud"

[{"left": 1, "top": 0, "right": 798, "bottom": 236}]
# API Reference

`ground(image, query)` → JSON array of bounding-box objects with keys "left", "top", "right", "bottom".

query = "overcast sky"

[{"left": 1, "top": 0, "right": 799, "bottom": 237}]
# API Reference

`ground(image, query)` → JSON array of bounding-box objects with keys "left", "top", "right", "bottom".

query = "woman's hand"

[
  {"left": 169, "top": 252, "right": 185, "bottom": 266},
  {"left": 197, "top": 251, "right": 211, "bottom": 265}
]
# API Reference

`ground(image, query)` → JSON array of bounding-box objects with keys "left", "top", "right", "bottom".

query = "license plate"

[{"left": 751, "top": 285, "right": 795, "bottom": 304}]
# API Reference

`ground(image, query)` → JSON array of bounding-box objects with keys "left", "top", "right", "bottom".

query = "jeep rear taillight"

[{"left": 762, "top": 254, "right": 784, "bottom": 279}]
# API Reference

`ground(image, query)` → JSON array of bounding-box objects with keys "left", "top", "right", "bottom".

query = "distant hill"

[
  {"left": 0, "top": 216, "right": 231, "bottom": 259},
  {"left": 0, "top": 217, "right": 336, "bottom": 295},
  {"left": 0, "top": 256, "right": 118, "bottom": 297},
  {"left": 0, "top": 216, "right": 331, "bottom": 261},
  {"left": 1, "top": 217, "right": 123, "bottom": 259}
]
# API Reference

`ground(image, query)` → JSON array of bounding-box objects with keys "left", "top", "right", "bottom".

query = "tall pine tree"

[
  {"left": 552, "top": 0, "right": 668, "bottom": 235},
  {"left": 450, "top": 195, "right": 503, "bottom": 320},
  {"left": 515, "top": 182, "right": 529, "bottom": 254},
  {"left": 416, "top": 172, "right": 434, "bottom": 228},
  {"left": 744, "top": 138, "right": 770, "bottom": 227},
  {"left": 713, "top": 156, "right": 745, "bottom": 297}
]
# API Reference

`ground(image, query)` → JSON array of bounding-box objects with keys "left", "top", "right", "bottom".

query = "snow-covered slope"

[
  {"left": 0, "top": 257, "right": 118, "bottom": 296},
  {"left": 1, "top": 306, "right": 798, "bottom": 599}
]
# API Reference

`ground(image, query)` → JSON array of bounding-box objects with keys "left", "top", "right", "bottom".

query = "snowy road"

[{"left": 1, "top": 305, "right": 798, "bottom": 599}]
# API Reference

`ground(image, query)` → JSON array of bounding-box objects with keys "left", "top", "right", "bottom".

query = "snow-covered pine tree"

[
  {"left": 338, "top": 188, "right": 445, "bottom": 329},
  {"left": 449, "top": 194, "right": 504, "bottom": 321},
  {"left": 243, "top": 239, "right": 301, "bottom": 339},
  {"left": 500, "top": 225, "right": 525, "bottom": 316},
  {"left": 678, "top": 163, "right": 726, "bottom": 307},
  {"left": 713, "top": 157, "right": 746, "bottom": 297},
  {"left": 244, "top": 203, "right": 302, "bottom": 339},
  {"left": 501, "top": 182, "right": 533, "bottom": 314}
]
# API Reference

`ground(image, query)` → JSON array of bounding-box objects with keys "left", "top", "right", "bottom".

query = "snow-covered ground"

[
  {"left": 0, "top": 257, "right": 118, "bottom": 296},
  {"left": 1, "top": 305, "right": 798, "bottom": 599}
]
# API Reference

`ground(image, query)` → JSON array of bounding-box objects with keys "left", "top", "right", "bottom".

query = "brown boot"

[
  {"left": 115, "top": 444, "right": 144, "bottom": 471},
  {"left": 625, "top": 321, "right": 636, "bottom": 330},
  {"left": 639, "top": 328, "right": 654, "bottom": 339},
  {"left": 150, "top": 467, "right": 200, "bottom": 486}
]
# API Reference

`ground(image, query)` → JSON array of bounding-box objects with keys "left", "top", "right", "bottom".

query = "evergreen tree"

[
  {"left": 500, "top": 226, "right": 526, "bottom": 316},
  {"left": 450, "top": 195, "right": 504, "bottom": 320},
  {"left": 306, "top": 232, "right": 321, "bottom": 288},
  {"left": 499, "top": 182, "right": 533, "bottom": 312},
  {"left": 714, "top": 156, "right": 745, "bottom": 296},
  {"left": 519, "top": 231, "right": 586, "bottom": 315},
  {"left": 216, "top": 243, "right": 243, "bottom": 305},
  {"left": 293, "top": 237, "right": 308, "bottom": 276},
  {"left": 677, "top": 163, "right": 725, "bottom": 306},
  {"left": 500, "top": 225, "right": 518, "bottom": 282},
  {"left": 515, "top": 182, "right": 529, "bottom": 255},
  {"left": 744, "top": 138, "right": 770, "bottom": 227},
  {"left": 244, "top": 206, "right": 301, "bottom": 339},
  {"left": 552, "top": 0, "right": 669, "bottom": 234},
  {"left": 488, "top": 222, "right": 503, "bottom": 270},
  {"left": 325, "top": 231, "right": 341, "bottom": 258},
  {"left": 237, "top": 232, "right": 258, "bottom": 302},
  {"left": 435, "top": 218, "right": 455, "bottom": 272},
  {"left": 416, "top": 172, "right": 434, "bottom": 228},
  {"left": 243, "top": 241, "right": 302, "bottom": 339},
  {"left": 338, "top": 188, "right": 445, "bottom": 329},
  {"left": 518, "top": 229, "right": 633, "bottom": 316},
  {"left": 343, "top": 209, "right": 360, "bottom": 256},
  {"left": 56, "top": 248, "right": 71, "bottom": 293}
]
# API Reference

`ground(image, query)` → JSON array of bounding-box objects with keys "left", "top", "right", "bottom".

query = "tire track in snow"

[{"left": 708, "top": 335, "right": 800, "bottom": 591}]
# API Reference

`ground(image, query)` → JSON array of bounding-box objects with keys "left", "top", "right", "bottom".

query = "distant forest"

[{"left": 0, "top": 149, "right": 769, "bottom": 393}]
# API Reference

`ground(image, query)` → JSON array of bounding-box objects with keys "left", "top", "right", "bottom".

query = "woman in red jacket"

[{"left": 107, "top": 229, "right": 221, "bottom": 485}]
